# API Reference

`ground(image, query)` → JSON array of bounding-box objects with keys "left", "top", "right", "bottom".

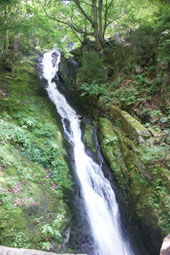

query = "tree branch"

[
  {"left": 78, "top": 0, "right": 95, "bottom": 7},
  {"left": 69, "top": 8, "right": 95, "bottom": 36},
  {"left": 104, "top": 6, "right": 132, "bottom": 35},
  {"left": 72, "top": 0, "right": 94, "bottom": 25},
  {"left": 98, "top": 0, "right": 103, "bottom": 35},
  {"left": 71, "top": 28, "right": 83, "bottom": 43},
  {"left": 103, "top": 0, "right": 114, "bottom": 36},
  {"left": 38, "top": 0, "right": 68, "bottom": 25}
]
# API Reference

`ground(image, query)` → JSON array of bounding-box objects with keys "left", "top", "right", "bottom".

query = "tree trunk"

[
  {"left": 3, "top": 30, "right": 9, "bottom": 55},
  {"left": 98, "top": 0, "right": 105, "bottom": 49},
  {"left": 14, "top": 35, "right": 19, "bottom": 56},
  {"left": 95, "top": 31, "right": 104, "bottom": 50},
  {"left": 3, "top": 6, "right": 9, "bottom": 56},
  {"left": 73, "top": 0, "right": 105, "bottom": 50},
  {"left": 93, "top": 0, "right": 104, "bottom": 50},
  {"left": 98, "top": 0, "right": 103, "bottom": 37}
]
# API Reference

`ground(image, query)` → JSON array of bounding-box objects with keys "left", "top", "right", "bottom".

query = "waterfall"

[{"left": 42, "top": 51, "right": 134, "bottom": 255}]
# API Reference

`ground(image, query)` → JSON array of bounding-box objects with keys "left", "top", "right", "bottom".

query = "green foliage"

[
  {"left": 141, "top": 144, "right": 169, "bottom": 163},
  {"left": 0, "top": 118, "right": 72, "bottom": 193},
  {"left": 133, "top": 74, "right": 151, "bottom": 86},
  {"left": 80, "top": 82, "right": 108, "bottom": 97},
  {"left": 0, "top": 192, "right": 14, "bottom": 210},
  {"left": 39, "top": 210, "right": 69, "bottom": 251},
  {"left": 113, "top": 118, "right": 121, "bottom": 127},
  {"left": 0, "top": 58, "right": 72, "bottom": 251},
  {"left": 51, "top": 159, "right": 72, "bottom": 190},
  {"left": 103, "top": 134, "right": 118, "bottom": 146},
  {"left": 9, "top": 119, "right": 72, "bottom": 192},
  {"left": 0, "top": 0, "right": 169, "bottom": 56},
  {"left": 40, "top": 242, "right": 51, "bottom": 251},
  {"left": 99, "top": 117, "right": 169, "bottom": 236},
  {"left": 12, "top": 232, "right": 29, "bottom": 248},
  {"left": 116, "top": 87, "right": 139, "bottom": 107},
  {"left": 41, "top": 214, "right": 64, "bottom": 239},
  {"left": 154, "top": 12, "right": 170, "bottom": 63},
  {"left": 77, "top": 51, "right": 107, "bottom": 86}
]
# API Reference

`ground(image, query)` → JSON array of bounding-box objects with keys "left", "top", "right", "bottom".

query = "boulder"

[
  {"left": 58, "top": 54, "right": 78, "bottom": 86},
  {"left": 0, "top": 246, "right": 86, "bottom": 255},
  {"left": 109, "top": 106, "right": 150, "bottom": 144}
]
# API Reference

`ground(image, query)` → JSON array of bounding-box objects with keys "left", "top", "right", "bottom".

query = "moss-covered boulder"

[
  {"left": 109, "top": 106, "right": 150, "bottom": 144},
  {"left": 0, "top": 57, "right": 73, "bottom": 252},
  {"left": 98, "top": 117, "right": 169, "bottom": 254},
  {"left": 81, "top": 120, "right": 97, "bottom": 153}
]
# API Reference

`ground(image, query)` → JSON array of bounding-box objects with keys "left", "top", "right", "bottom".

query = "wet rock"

[
  {"left": 68, "top": 182, "right": 96, "bottom": 255},
  {"left": 36, "top": 54, "right": 44, "bottom": 65},
  {"left": 52, "top": 51, "right": 59, "bottom": 67},
  {"left": 58, "top": 54, "right": 79, "bottom": 86},
  {"left": 40, "top": 77, "right": 48, "bottom": 88},
  {"left": 81, "top": 119, "right": 97, "bottom": 153}
]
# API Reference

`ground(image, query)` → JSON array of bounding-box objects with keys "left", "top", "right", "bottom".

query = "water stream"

[{"left": 42, "top": 51, "right": 135, "bottom": 255}]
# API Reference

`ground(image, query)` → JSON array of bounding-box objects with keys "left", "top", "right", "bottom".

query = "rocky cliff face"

[
  {"left": 58, "top": 54, "right": 79, "bottom": 87},
  {"left": 58, "top": 51, "right": 169, "bottom": 255},
  {"left": 98, "top": 113, "right": 169, "bottom": 254}
]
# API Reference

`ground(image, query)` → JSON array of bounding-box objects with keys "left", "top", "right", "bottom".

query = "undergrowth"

[{"left": 0, "top": 57, "right": 72, "bottom": 251}]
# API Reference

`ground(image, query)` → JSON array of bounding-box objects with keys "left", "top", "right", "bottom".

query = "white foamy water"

[{"left": 42, "top": 51, "right": 134, "bottom": 255}]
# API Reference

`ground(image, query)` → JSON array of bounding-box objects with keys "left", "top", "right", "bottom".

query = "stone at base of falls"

[
  {"left": 160, "top": 235, "right": 170, "bottom": 255},
  {"left": 0, "top": 246, "right": 87, "bottom": 255}
]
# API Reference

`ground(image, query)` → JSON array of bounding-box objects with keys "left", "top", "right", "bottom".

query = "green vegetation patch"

[
  {"left": 98, "top": 117, "right": 169, "bottom": 236},
  {"left": 82, "top": 122, "right": 97, "bottom": 153},
  {"left": 109, "top": 106, "right": 150, "bottom": 144},
  {"left": 0, "top": 58, "right": 72, "bottom": 252}
]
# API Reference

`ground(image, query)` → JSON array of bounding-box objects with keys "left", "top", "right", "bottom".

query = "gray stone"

[
  {"left": 58, "top": 54, "right": 78, "bottom": 85},
  {"left": 160, "top": 235, "right": 170, "bottom": 255},
  {"left": 0, "top": 246, "right": 86, "bottom": 255}
]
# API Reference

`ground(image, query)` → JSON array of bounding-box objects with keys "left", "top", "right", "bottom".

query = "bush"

[{"left": 77, "top": 51, "right": 107, "bottom": 86}]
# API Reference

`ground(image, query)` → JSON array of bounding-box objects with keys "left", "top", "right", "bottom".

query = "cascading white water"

[{"left": 42, "top": 51, "right": 134, "bottom": 255}]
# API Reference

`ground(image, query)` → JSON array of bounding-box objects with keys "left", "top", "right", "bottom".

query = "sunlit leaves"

[{"left": 0, "top": 0, "right": 169, "bottom": 53}]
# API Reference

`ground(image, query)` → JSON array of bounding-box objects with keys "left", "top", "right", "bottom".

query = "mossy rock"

[
  {"left": 98, "top": 117, "right": 129, "bottom": 193},
  {"left": 82, "top": 121, "right": 97, "bottom": 153},
  {"left": 0, "top": 57, "right": 72, "bottom": 252},
  {"left": 98, "top": 117, "right": 169, "bottom": 252},
  {"left": 109, "top": 106, "right": 150, "bottom": 144}
]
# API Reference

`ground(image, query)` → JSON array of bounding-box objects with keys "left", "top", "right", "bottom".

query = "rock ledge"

[{"left": 0, "top": 246, "right": 86, "bottom": 255}]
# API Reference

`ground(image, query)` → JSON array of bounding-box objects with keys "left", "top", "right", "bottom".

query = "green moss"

[
  {"left": 109, "top": 106, "right": 150, "bottom": 144},
  {"left": 82, "top": 123, "right": 97, "bottom": 153},
  {"left": 0, "top": 57, "right": 72, "bottom": 251},
  {"left": 98, "top": 116, "right": 169, "bottom": 236},
  {"left": 98, "top": 117, "right": 129, "bottom": 193}
]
